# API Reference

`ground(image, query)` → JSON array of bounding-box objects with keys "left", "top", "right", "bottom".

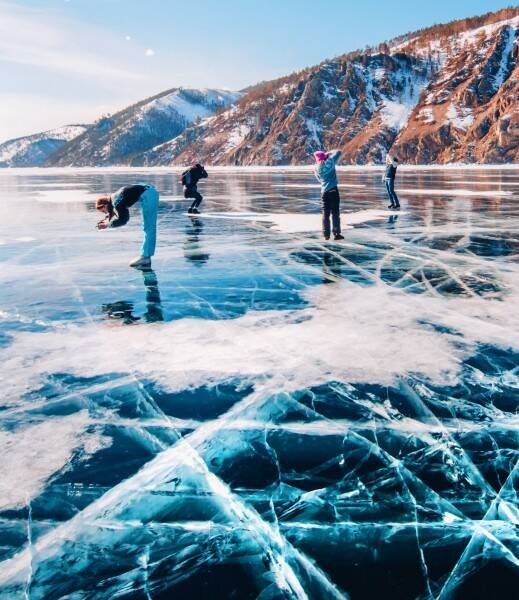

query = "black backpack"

[{"left": 180, "top": 169, "right": 191, "bottom": 186}]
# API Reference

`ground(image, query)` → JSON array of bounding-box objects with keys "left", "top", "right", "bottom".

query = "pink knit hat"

[{"left": 314, "top": 151, "right": 327, "bottom": 162}]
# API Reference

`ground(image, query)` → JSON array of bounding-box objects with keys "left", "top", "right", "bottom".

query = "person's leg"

[
  {"left": 142, "top": 269, "right": 164, "bottom": 322},
  {"left": 331, "top": 189, "right": 341, "bottom": 235},
  {"left": 385, "top": 180, "right": 395, "bottom": 207},
  {"left": 190, "top": 190, "right": 203, "bottom": 211},
  {"left": 322, "top": 192, "right": 331, "bottom": 239},
  {"left": 390, "top": 180, "right": 400, "bottom": 208},
  {"left": 140, "top": 187, "right": 159, "bottom": 258},
  {"left": 185, "top": 187, "right": 194, "bottom": 212}
]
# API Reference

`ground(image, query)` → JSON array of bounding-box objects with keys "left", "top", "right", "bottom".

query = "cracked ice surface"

[{"left": 0, "top": 167, "right": 518, "bottom": 599}]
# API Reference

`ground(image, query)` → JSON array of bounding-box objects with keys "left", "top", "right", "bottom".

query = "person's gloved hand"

[{"left": 97, "top": 220, "right": 108, "bottom": 230}]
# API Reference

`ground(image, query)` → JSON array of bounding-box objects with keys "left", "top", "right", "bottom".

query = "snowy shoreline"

[{"left": 0, "top": 163, "right": 518, "bottom": 175}]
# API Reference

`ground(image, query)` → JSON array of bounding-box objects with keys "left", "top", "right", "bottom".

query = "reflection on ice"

[
  {"left": 0, "top": 167, "right": 518, "bottom": 599},
  {"left": 102, "top": 269, "right": 164, "bottom": 324},
  {"left": 399, "top": 188, "right": 512, "bottom": 197}
]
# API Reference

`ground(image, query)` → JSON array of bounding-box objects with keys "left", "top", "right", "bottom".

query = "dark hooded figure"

[{"left": 181, "top": 163, "right": 208, "bottom": 214}]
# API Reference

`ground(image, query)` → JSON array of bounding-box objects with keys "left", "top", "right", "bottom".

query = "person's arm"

[
  {"left": 327, "top": 149, "right": 341, "bottom": 164},
  {"left": 108, "top": 205, "right": 130, "bottom": 228},
  {"left": 201, "top": 167, "right": 208, "bottom": 179},
  {"left": 97, "top": 217, "right": 110, "bottom": 230}
]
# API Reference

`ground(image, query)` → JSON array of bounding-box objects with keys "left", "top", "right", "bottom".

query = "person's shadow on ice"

[
  {"left": 101, "top": 268, "right": 164, "bottom": 324},
  {"left": 183, "top": 218, "right": 210, "bottom": 266}
]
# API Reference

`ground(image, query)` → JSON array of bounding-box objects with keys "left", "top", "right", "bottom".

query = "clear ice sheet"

[{"left": 0, "top": 167, "right": 518, "bottom": 599}]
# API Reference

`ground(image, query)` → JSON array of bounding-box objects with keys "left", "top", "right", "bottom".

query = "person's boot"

[
  {"left": 394, "top": 204, "right": 401, "bottom": 210},
  {"left": 187, "top": 207, "right": 193, "bottom": 214},
  {"left": 129, "top": 256, "right": 151, "bottom": 268},
  {"left": 388, "top": 204, "right": 396, "bottom": 209},
  {"left": 191, "top": 208, "right": 200, "bottom": 215},
  {"left": 334, "top": 233, "right": 345, "bottom": 241},
  {"left": 324, "top": 234, "right": 330, "bottom": 240}
]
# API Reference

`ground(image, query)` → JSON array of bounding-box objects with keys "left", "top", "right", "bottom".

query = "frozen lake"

[{"left": 0, "top": 166, "right": 518, "bottom": 599}]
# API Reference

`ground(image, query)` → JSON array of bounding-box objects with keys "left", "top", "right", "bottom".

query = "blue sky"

[{"left": 0, "top": 0, "right": 514, "bottom": 142}]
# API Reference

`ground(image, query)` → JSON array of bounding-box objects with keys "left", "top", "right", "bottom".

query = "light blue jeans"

[{"left": 140, "top": 186, "right": 159, "bottom": 257}]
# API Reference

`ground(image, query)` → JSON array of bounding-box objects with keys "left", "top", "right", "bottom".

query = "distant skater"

[
  {"left": 96, "top": 183, "right": 159, "bottom": 268},
  {"left": 314, "top": 150, "right": 344, "bottom": 241},
  {"left": 384, "top": 154, "right": 400, "bottom": 210},
  {"left": 181, "top": 163, "right": 208, "bottom": 214}
]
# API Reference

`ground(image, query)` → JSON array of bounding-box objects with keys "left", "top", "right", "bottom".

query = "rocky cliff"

[{"left": 139, "top": 8, "right": 519, "bottom": 166}]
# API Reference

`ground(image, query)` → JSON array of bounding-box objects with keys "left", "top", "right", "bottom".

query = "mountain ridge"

[
  {"left": 147, "top": 7, "right": 518, "bottom": 166},
  {"left": 0, "top": 125, "right": 89, "bottom": 167},
  {"left": 2, "top": 7, "right": 518, "bottom": 167},
  {"left": 46, "top": 87, "right": 240, "bottom": 167}
]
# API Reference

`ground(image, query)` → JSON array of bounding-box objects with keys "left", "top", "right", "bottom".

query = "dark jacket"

[
  {"left": 182, "top": 164, "right": 208, "bottom": 189},
  {"left": 384, "top": 164, "right": 397, "bottom": 180},
  {"left": 109, "top": 184, "right": 148, "bottom": 228}
]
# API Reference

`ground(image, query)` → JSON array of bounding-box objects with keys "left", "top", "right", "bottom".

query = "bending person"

[
  {"left": 181, "top": 163, "right": 208, "bottom": 214},
  {"left": 313, "top": 150, "right": 344, "bottom": 241},
  {"left": 96, "top": 183, "right": 159, "bottom": 268},
  {"left": 383, "top": 154, "right": 400, "bottom": 210}
]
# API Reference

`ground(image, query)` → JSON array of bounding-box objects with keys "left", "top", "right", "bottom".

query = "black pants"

[
  {"left": 184, "top": 186, "right": 203, "bottom": 210},
  {"left": 321, "top": 187, "right": 341, "bottom": 237},
  {"left": 385, "top": 179, "right": 400, "bottom": 207}
]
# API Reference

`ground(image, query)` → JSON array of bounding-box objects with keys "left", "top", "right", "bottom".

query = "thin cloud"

[
  {"left": 0, "top": 1, "right": 145, "bottom": 82},
  {"left": 0, "top": 92, "right": 117, "bottom": 142},
  {"left": 145, "top": 48, "right": 155, "bottom": 57}
]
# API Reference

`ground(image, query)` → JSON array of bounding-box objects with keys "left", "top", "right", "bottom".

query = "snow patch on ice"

[
  {"left": 0, "top": 285, "right": 468, "bottom": 404},
  {"left": 0, "top": 412, "right": 109, "bottom": 510},
  {"left": 272, "top": 184, "right": 366, "bottom": 189},
  {"left": 196, "top": 209, "right": 391, "bottom": 233},
  {"left": 399, "top": 188, "right": 512, "bottom": 197},
  {"left": 2, "top": 272, "right": 519, "bottom": 412}
]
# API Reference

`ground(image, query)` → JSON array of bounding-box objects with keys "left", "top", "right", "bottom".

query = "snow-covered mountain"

[
  {"left": 6, "top": 8, "right": 518, "bottom": 167},
  {"left": 48, "top": 88, "right": 240, "bottom": 167},
  {"left": 139, "top": 7, "right": 519, "bottom": 165},
  {"left": 0, "top": 125, "right": 88, "bottom": 167}
]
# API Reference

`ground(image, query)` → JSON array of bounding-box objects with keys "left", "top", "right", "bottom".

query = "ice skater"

[
  {"left": 181, "top": 163, "right": 208, "bottom": 214},
  {"left": 96, "top": 183, "right": 159, "bottom": 268},
  {"left": 314, "top": 149, "right": 344, "bottom": 241},
  {"left": 384, "top": 154, "right": 400, "bottom": 210}
]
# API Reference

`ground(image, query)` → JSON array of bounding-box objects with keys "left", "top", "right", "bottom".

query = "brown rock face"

[
  {"left": 136, "top": 8, "right": 518, "bottom": 166},
  {"left": 51, "top": 8, "right": 518, "bottom": 167},
  {"left": 394, "top": 19, "right": 519, "bottom": 164}
]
